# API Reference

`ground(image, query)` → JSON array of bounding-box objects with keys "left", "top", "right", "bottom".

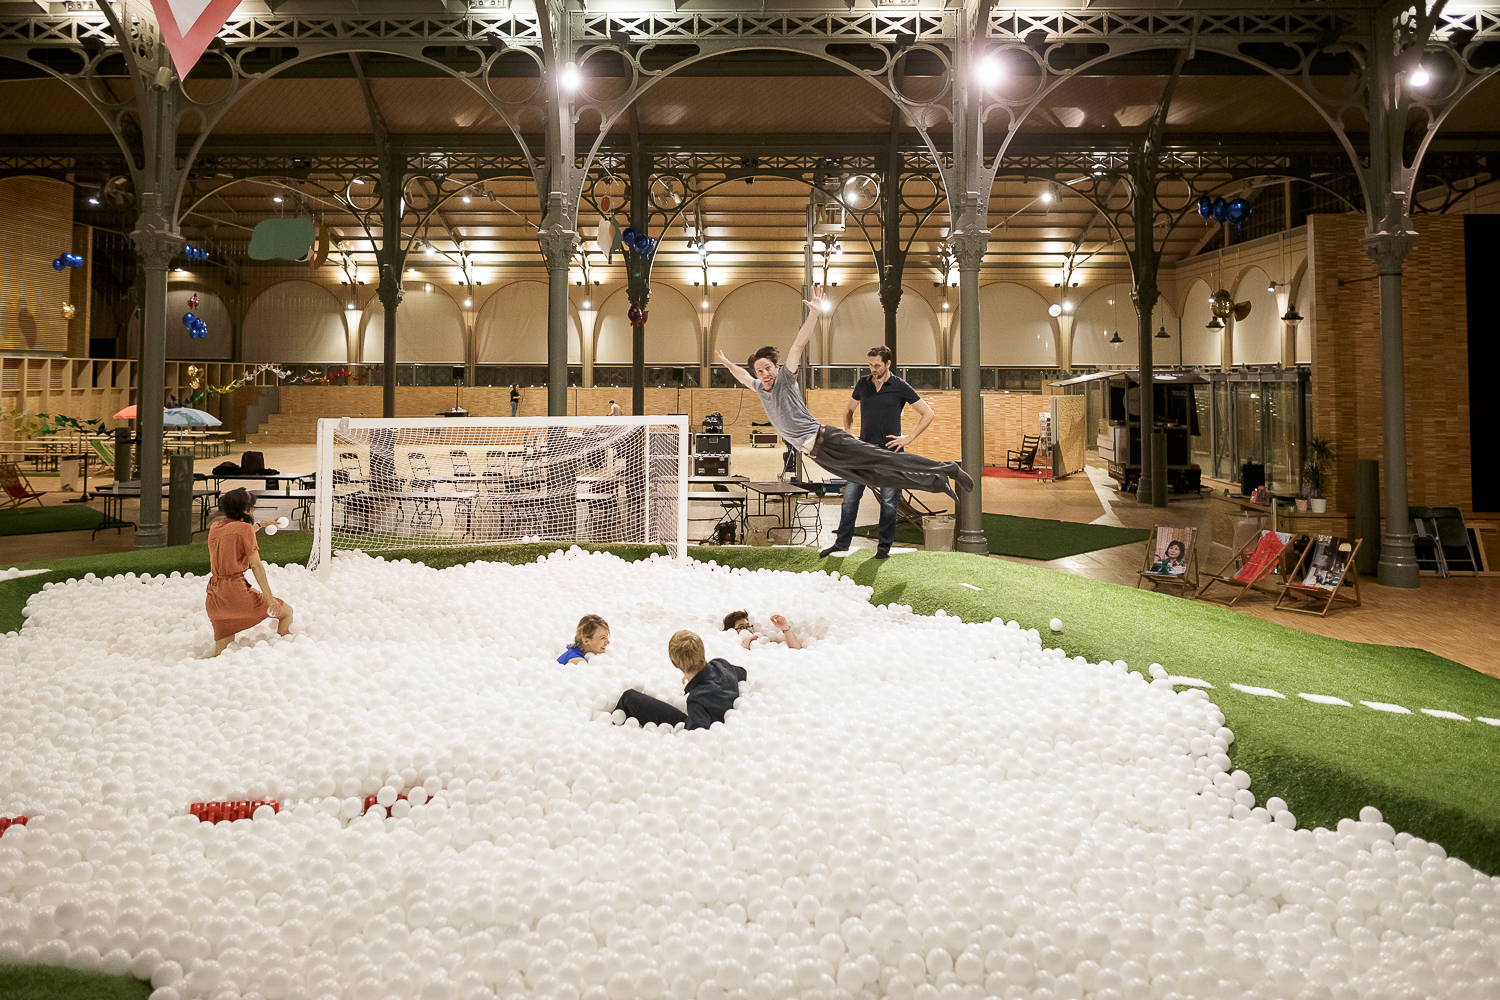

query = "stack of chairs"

[{"left": 1410, "top": 506, "right": 1480, "bottom": 577}]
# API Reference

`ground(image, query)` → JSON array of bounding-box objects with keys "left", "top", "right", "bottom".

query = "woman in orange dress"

[{"left": 206, "top": 488, "right": 293, "bottom": 656}]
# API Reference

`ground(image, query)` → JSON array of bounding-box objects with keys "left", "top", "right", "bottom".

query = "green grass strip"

[
  {"left": 856, "top": 511, "right": 1149, "bottom": 560},
  {"left": 5, "top": 540, "right": 1497, "bottom": 876},
  {"left": 0, "top": 964, "right": 150, "bottom": 1000},
  {"left": 0, "top": 505, "right": 107, "bottom": 537}
]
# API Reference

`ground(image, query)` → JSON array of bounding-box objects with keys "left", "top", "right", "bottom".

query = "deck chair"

[
  {"left": 0, "top": 462, "right": 46, "bottom": 509},
  {"left": 1275, "top": 535, "right": 1362, "bottom": 617},
  {"left": 1409, "top": 506, "right": 1445, "bottom": 575},
  {"left": 1432, "top": 507, "right": 1481, "bottom": 576},
  {"left": 88, "top": 438, "right": 115, "bottom": 477},
  {"left": 1136, "top": 526, "right": 1199, "bottom": 594},
  {"left": 1008, "top": 435, "right": 1041, "bottom": 472},
  {"left": 1196, "top": 529, "right": 1290, "bottom": 606}
]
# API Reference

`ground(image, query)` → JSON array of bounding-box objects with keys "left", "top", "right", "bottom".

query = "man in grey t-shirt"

[{"left": 714, "top": 285, "right": 972, "bottom": 502}]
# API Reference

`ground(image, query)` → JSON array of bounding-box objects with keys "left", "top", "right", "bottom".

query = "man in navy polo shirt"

[{"left": 821, "top": 346, "right": 936, "bottom": 559}]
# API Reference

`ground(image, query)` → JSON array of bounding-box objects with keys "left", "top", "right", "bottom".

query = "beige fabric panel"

[{"left": 0, "top": 177, "right": 74, "bottom": 353}]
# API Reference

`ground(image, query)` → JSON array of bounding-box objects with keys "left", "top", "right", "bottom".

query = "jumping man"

[{"left": 714, "top": 285, "right": 972, "bottom": 502}]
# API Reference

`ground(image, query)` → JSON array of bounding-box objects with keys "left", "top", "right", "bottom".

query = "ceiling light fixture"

[
  {"left": 1108, "top": 330, "right": 1124, "bottom": 345},
  {"left": 1410, "top": 65, "right": 1430, "bottom": 87},
  {"left": 1207, "top": 316, "right": 1225, "bottom": 330},
  {"left": 977, "top": 54, "right": 1003, "bottom": 87},
  {"left": 560, "top": 61, "right": 581, "bottom": 91},
  {"left": 1048, "top": 303, "right": 1063, "bottom": 318},
  {"left": 462, "top": 194, "right": 472, "bottom": 204},
  {"left": 272, "top": 195, "right": 283, "bottom": 203},
  {"left": 1155, "top": 324, "right": 1170, "bottom": 339},
  {"left": 1282, "top": 306, "right": 1304, "bottom": 323}
]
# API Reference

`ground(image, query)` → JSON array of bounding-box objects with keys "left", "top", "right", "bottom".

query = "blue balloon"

[
  {"left": 183, "top": 312, "right": 198, "bottom": 328},
  {"left": 1211, "top": 197, "right": 1229, "bottom": 223},
  {"left": 1197, "top": 195, "right": 1213, "bottom": 219},
  {"left": 1226, "top": 196, "right": 1252, "bottom": 228},
  {"left": 52, "top": 257, "right": 66, "bottom": 271},
  {"left": 621, "top": 228, "right": 638, "bottom": 250}
]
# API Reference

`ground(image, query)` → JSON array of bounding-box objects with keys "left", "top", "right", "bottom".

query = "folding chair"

[
  {"left": 337, "top": 452, "right": 365, "bottom": 482},
  {"left": 0, "top": 462, "right": 47, "bottom": 509},
  {"left": 407, "top": 452, "right": 432, "bottom": 478},
  {"left": 450, "top": 450, "right": 477, "bottom": 478},
  {"left": 1409, "top": 506, "right": 1446, "bottom": 576},
  {"left": 1276, "top": 536, "right": 1362, "bottom": 617},
  {"left": 1008, "top": 435, "right": 1041, "bottom": 472},
  {"left": 1196, "top": 529, "right": 1290, "bottom": 606},
  {"left": 1432, "top": 507, "right": 1480, "bottom": 576}
]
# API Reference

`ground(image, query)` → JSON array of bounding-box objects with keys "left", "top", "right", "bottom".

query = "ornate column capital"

[
  {"left": 131, "top": 227, "right": 184, "bottom": 270},
  {"left": 1362, "top": 227, "right": 1416, "bottom": 275},
  {"left": 950, "top": 230, "right": 989, "bottom": 271},
  {"left": 538, "top": 228, "right": 577, "bottom": 270},
  {"left": 877, "top": 276, "right": 904, "bottom": 313}
]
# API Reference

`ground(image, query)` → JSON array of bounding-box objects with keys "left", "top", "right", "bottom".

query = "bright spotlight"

[
  {"left": 462, "top": 194, "right": 472, "bottom": 204},
  {"left": 820, "top": 298, "right": 833, "bottom": 313},
  {"left": 560, "top": 61, "right": 581, "bottom": 91},
  {"left": 1039, "top": 189, "right": 1053, "bottom": 204},
  {"left": 977, "top": 54, "right": 1003, "bottom": 87},
  {"left": 1410, "top": 65, "right": 1430, "bottom": 87},
  {"left": 1048, "top": 303, "right": 1062, "bottom": 317}
]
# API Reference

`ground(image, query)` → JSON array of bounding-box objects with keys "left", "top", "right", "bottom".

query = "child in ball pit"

[
  {"left": 614, "top": 630, "right": 746, "bottom": 730},
  {"left": 721, "top": 609, "right": 803, "bottom": 650},
  {"left": 558, "top": 614, "right": 610, "bottom": 666}
]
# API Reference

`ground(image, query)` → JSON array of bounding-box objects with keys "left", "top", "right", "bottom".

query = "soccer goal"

[{"left": 309, "top": 415, "right": 689, "bottom": 575}]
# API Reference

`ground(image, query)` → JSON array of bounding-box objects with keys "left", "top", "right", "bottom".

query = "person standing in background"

[
  {"left": 609, "top": 400, "right": 624, "bottom": 417},
  {"left": 822, "top": 346, "right": 936, "bottom": 559},
  {"left": 510, "top": 384, "right": 520, "bottom": 417}
]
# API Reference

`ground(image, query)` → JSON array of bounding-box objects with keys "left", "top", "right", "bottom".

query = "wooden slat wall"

[
  {"left": 1307, "top": 213, "right": 1473, "bottom": 513},
  {"left": 0, "top": 177, "right": 75, "bottom": 354}
]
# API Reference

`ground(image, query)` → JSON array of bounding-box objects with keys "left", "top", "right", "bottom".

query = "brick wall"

[
  {"left": 275, "top": 383, "right": 1054, "bottom": 466},
  {"left": 1307, "top": 213, "right": 1472, "bottom": 513}
]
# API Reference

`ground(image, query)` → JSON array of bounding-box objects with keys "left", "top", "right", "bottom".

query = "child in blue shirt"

[{"left": 558, "top": 614, "right": 610, "bottom": 665}]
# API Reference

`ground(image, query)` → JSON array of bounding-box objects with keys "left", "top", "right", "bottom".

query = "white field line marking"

[
  {"left": 1361, "top": 701, "right": 1412, "bottom": 714},
  {"left": 1420, "top": 709, "right": 1470, "bottom": 721},
  {"left": 1299, "top": 693, "right": 1352, "bottom": 707},
  {"left": 1231, "top": 684, "right": 1285, "bottom": 699}
]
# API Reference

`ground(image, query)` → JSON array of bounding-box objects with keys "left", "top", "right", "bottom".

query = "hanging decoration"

[
  {"left": 183, "top": 363, "right": 291, "bottom": 407},
  {"left": 620, "top": 228, "right": 658, "bottom": 257},
  {"left": 299, "top": 366, "right": 357, "bottom": 385},
  {"left": 187, "top": 365, "right": 201, "bottom": 390},
  {"left": 183, "top": 312, "right": 208, "bottom": 339},
  {"left": 1196, "top": 194, "right": 1253, "bottom": 229},
  {"left": 627, "top": 304, "right": 649, "bottom": 325},
  {"left": 150, "top": 0, "right": 245, "bottom": 78},
  {"left": 183, "top": 246, "right": 210, "bottom": 262},
  {"left": 188, "top": 293, "right": 199, "bottom": 310},
  {"left": 61, "top": 303, "right": 76, "bottom": 319},
  {"left": 52, "top": 252, "right": 83, "bottom": 271},
  {"left": 1, "top": 410, "right": 104, "bottom": 440}
]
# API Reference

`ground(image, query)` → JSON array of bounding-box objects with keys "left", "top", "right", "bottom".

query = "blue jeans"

[{"left": 833, "top": 482, "right": 900, "bottom": 552}]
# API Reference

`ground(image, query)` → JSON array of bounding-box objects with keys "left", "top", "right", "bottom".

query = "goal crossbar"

[{"left": 311, "top": 415, "right": 690, "bottom": 576}]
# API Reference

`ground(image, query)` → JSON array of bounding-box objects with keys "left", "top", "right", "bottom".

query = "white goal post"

[{"left": 310, "top": 415, "right": 690, "bottom": 576}]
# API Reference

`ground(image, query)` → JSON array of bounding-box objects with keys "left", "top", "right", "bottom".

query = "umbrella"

[
  {"left": 110, "top": 404, "right": 222, "bottom": 427},
  {"left": 164, "top": 407, "right": 222, "bottom": 427}
]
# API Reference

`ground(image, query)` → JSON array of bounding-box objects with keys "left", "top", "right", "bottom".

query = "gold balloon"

[
  {"left": 61, "top": 303, "right": 76, "bottom": 319},
  {"left": 187, "top": 365, "right": 201, "bottom": 390}
]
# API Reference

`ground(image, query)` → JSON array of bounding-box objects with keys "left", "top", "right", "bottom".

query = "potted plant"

[{"left": 1303, "top": 436, "right": 1334, "bottom": 513}]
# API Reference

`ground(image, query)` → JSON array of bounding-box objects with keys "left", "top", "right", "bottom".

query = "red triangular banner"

[{"left": 150, "top": 0, "right": 241, "bottom": 79}]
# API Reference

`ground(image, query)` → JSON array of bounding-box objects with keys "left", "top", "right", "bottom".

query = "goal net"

[{"left": 309, "top": 416, "right": 689, "bottom": 574}]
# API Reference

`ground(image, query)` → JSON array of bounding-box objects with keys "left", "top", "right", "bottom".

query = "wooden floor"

[{"left": 7, "top": 445, "right": 1498, "bottom": 677}]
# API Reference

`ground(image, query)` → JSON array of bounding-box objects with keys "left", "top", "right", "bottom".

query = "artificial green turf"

[
  {"left": 856, "top": 511, "right": 1149, "bottom": 560},
  {"left": 5, "top": 540, "right": 1498, "bottom": 876},
  {"left": 0, "top": 504, "right": 104, "bottom": 536},
  {"left": 0, "top": 964, "right": 149, "bottom": 1000}
]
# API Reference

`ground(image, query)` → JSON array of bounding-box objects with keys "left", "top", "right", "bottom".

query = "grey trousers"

[{"left": 807, "top": 425, "right": 958, "bottom": 498}]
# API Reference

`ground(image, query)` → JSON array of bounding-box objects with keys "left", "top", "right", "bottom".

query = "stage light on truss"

[
  {"left": 560, "top": 61, "right": 581, "bottom": 91},
  {"left": 1410, "top": 65, "right": 1430, "bottom": 87}
]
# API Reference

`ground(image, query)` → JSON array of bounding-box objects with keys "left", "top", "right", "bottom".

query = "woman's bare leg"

[
  {"left": 212, "top": 635, "right": 235, "bottom": 657},
  {"left": 269, "top": 598, "right": 294, "bottom": 636}
]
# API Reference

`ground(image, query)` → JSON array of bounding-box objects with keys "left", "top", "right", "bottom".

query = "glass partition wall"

[{"left": 1203, "top": 368, "right": 1309, "bottom": 489}]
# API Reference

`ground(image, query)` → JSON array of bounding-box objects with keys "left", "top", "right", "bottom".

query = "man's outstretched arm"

[
  {"left": 782, "top": 284, "right": 826, "bottom": 374},
  {"left": 714, "top": 350, "right": 759, "bottom": 389}
]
